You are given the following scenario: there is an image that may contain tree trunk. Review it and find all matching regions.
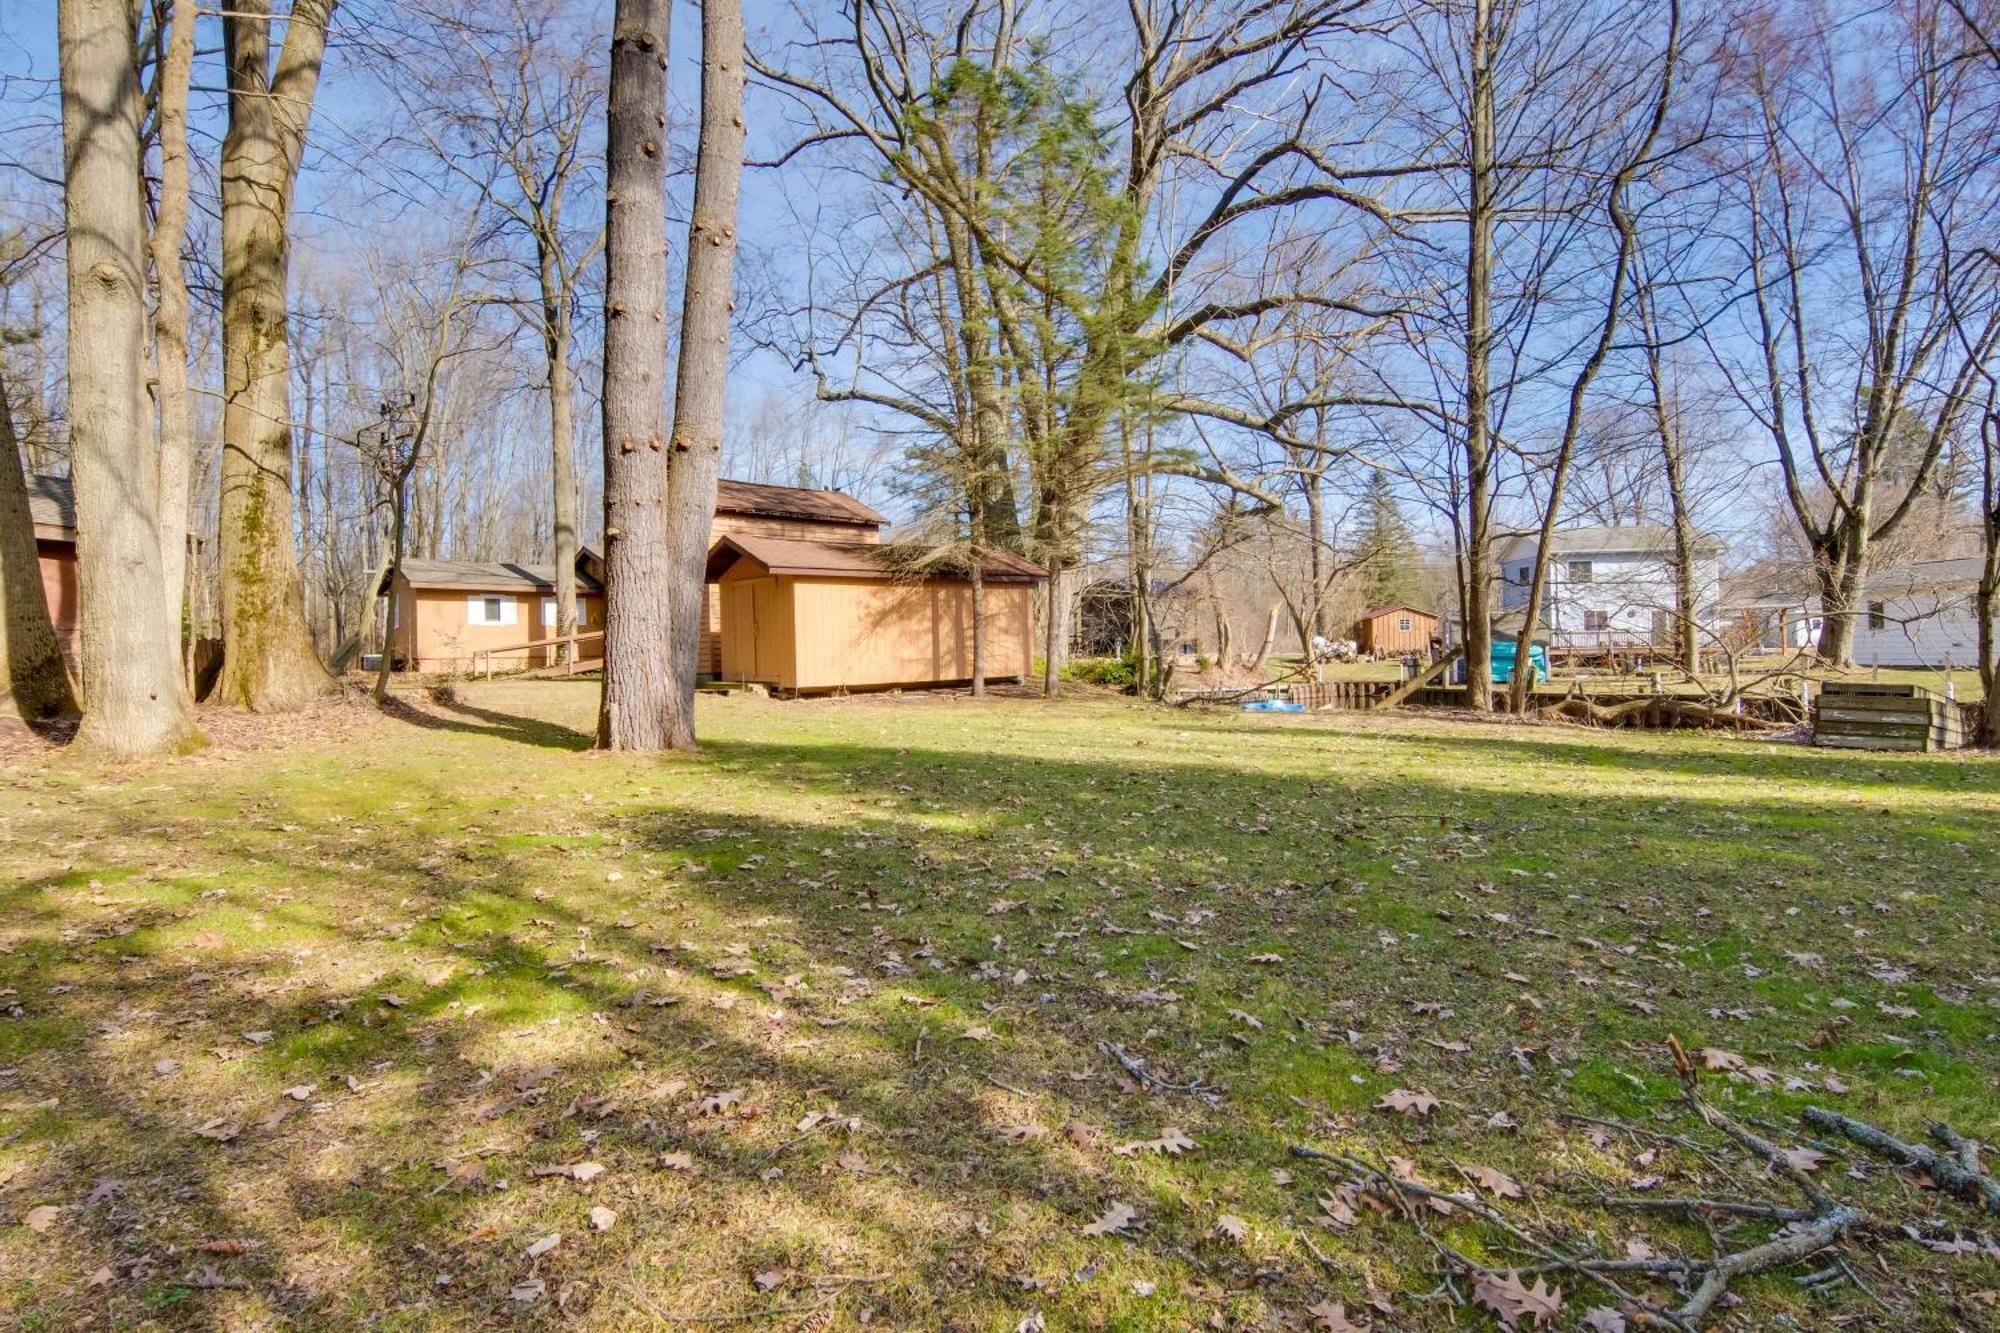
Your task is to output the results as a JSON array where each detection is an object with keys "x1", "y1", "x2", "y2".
[
  {"x1": 969, "y1": 535, "x2": 986, "y2": 698},
  {"x1": 659, "y1": 0, "x2": 744, "y2": 750},
  {"x1": 150, "y1": 0, "x2": 195, "y2": 652},
  {"x1": 540, "y1": 237, "x2": 580, "y2": 667},
  {"x1": 0, "y1": 374, "x2": 76, "y2": 719},
  {"x1": 596, "y1": 0, "x2": 673, "y2": 750},
  {"x1": 373, "y1": 480, "x2": 404, "y2": 702},
  {"x1": 216, "y1": 0, "x2": 335, "y2": 712},
  {"x1": 1303, "y1": 473, "x2": 1326, "y2": 639},
  {"x1": 1462, "y1": 0, "x2": 1497, "y2": 711},
  {"x1": 1248, "y1": 604, "x2": 1280, "y2": 675},
  {"x1": 1814, "y1": 530, "x2": 1867, "y2": 667},
  {"x1": 60, "y1": 0, "x2": 195, "y2": 753}
]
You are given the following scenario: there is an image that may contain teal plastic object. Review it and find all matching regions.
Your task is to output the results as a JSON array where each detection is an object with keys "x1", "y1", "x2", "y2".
[
  {"x1": 1241, "y1": 698, "x2": 1306, "y2": 712},
  {"x1": 1490, "y1": 639, "x2": 1549, "y2": 685}
]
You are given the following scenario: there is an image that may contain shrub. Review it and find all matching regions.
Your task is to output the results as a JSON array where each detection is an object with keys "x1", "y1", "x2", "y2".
[{"x1": 1063, "y1": 654, "x2": 1138, "y2": 689}]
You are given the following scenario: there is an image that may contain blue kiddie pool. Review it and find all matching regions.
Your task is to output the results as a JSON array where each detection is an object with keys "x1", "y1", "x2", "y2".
[{"x1": 1241, "y1": 698, "x2": 1306, "y2": 712}]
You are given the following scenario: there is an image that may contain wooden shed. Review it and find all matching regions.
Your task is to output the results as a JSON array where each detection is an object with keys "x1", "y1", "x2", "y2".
[
  {"x1": 1355, "y1": 604, "x2": 1438, "y2": 655},
  {"x1": 705, "y1": 534, "x2": 1046, "y2": 693}
]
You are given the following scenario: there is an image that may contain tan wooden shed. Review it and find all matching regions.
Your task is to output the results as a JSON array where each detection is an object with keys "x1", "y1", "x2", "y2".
[
  {"x1": 1354, "y1": 604, "x2": 1439, "y2": 655},
  {"x1": 705, "y1": 534, "x2": 1046, "y2": 693}
]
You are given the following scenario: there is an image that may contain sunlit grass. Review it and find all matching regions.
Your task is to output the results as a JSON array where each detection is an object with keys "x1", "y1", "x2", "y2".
[{"x1": 0, "y1": 681, "x2": 1995, "y2": 1329}]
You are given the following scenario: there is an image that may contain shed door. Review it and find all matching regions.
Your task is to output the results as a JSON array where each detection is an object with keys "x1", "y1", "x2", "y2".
[{"x1": 726, "y1": 578, "x2": 781, "y2": 683}]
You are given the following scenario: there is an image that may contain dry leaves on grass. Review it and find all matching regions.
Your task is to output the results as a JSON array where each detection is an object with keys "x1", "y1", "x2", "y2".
[
  {"x1": 532, "y1": 1161, "x2": 605, "y2": 1183},
  {"x1": 523, "y1": 1233, "x2": 561, "y2": 1259},
  {"x1": 1080, "y1": 1201, "x2": 1138, "y2": 1237},
  {"x1": 588, "y1": 1206, "x2": 616, "y2": 1232},
  {"x1": 1473, "y1": 1270, "x2": 1562, "y2": 1328},
  {"x1": 1213, "y1": 1213, "x2": 1248, "y2": 1240},
  {"x1": 1581, "y1": 1308, "x2": 1628, "y2": 1331},
  {"x1": 658, "y1": 1150, "x2": 695, "y2": 1171}
]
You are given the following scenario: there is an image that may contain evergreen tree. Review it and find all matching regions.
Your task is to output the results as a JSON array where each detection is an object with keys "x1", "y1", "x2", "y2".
[{"x1": 1354, "y1": 471, "x2": 1422, "y2": 609}]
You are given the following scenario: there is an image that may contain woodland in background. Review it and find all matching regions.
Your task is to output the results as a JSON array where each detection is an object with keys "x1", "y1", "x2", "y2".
[{"x1": 1, "y1": 0, "x2": 1997, "y2": 751}]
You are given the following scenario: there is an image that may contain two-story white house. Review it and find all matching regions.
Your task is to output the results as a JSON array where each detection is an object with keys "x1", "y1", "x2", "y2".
[
  {"x1": 1848, "y1": 557, "x2": 1985, "y2": 670},
  {"x1": 1496, "y1": 525, "x2": 1724, "y2": 652}
]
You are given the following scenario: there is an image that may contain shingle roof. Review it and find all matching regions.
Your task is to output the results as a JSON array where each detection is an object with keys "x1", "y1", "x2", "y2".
[
  {"x1": 1497, "y1": 524, "x2": 1723, "y2": 560},
  {"x1": 706, "y1": 533, "x2": 1046, "y2": 583},
  {"x1": 27, "y1": 473, "x2": 75, "y2": 536},
  {"x1": 1359, "y1": 603, "x2": 1437, "y2": 622},
  {"x1": 393, "y1": 553, "x2": 603, "y2": 595},
  {"x1": 1866, "y1": 557, "x2": 1984, "y2": 595},
  {"x1": 714, "y1": 478, "x2": 885, "y2": 527}
]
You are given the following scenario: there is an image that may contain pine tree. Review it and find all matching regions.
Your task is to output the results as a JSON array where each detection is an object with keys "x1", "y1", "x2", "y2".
[{"x1": 1354, "y1": 471, "x2": 1422, "y2": 610}]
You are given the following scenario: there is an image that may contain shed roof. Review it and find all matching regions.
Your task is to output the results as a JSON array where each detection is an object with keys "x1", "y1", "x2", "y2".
[
  {"x1": 27, "y1": 473, "x2": 76, "y2": 537},
  {"x1": 391, "y1": 551, "x2": 603, "y2": 595},
  {"x1": 1497, "y1": 524, "x2": 1723, "y2": 561},
  {"x1": 1866, "y1": 556, "x2": 1984, "y2": 596},
  {"x1": 1359, "y1": 603, "x2": 1437, "y2": 622},
  {"x1": 706, "y1": 533, "x2": 1046, "y2": 583},
  {"x1": 715, "y1": 478, "x2": 885, "y2": 527}
]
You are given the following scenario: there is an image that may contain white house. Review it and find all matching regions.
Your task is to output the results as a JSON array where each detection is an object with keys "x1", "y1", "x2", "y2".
[
  {"x1": 1496, "y1": 525, "x2": 1723, "y2": 652},
  {"x1": 1849, "y1": 557, "x2": 1986, "y2": 670}
]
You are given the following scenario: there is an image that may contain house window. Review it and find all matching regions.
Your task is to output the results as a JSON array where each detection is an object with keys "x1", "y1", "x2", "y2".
[
  {"x1": 1567, "y1": 560, "x2": 1593, "y2": 584},
  {"x1": 467, "y1": 594, "x2": 516, "y2": 626},
  {"x1": 1868, "y1": 602, "x2": 1885, "y2": 631},
  {"x1": 1397, "y1": 616, "x2": 1412, "y2": 632},
  {"x1": 1583, "y1": 610, "x2": 1610, "y2": 632},
  {"x1": 542, "y1": 597, "x2": 557, "y2": 628}
]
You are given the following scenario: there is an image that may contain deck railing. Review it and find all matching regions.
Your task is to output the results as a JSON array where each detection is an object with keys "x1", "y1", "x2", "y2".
[{"x1": 471, "y1": 630, "x2": 606, "y2": 680}]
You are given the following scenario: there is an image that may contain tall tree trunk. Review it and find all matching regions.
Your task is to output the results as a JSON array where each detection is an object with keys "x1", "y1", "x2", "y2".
[
  {"x1": 1815, "y1": 533, "x2": 1866, "y2": 667},
  {"x1": 1462, "y1": 0, "x2": 1497, "y2": 711},
  {"x1": 541, "y1": 238, "x2": 580, "y2": 667},
  {"x1": 0, "y1": 374, "x2": 77, "y2": 719},
  {"x1": 596, "y1": 0, "x2": 673, "y2": 750},
  {"x1": 968, "y1": 522, "x2": 986, "y2": 699},
  {"x1": 216, "y1": 0, "x2": 335, "y2": 711},
  {"x1": 150, "y1": 0, "x2": 195, "y2": 658},
  {"x1": 60, "y1": 0, "x2": 195, "y2": 753},
  {"x1": 1303, "y1": 472, "x2": 1326, "y2": 640},
  {"x1": 659, "y1": 0, "x2": 744, "y2": 751}
]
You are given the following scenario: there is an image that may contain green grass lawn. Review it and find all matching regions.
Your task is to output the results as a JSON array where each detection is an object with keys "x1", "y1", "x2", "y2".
[{"x1": 2, "y1": 685, "x2": 1996, "y2": 1330}]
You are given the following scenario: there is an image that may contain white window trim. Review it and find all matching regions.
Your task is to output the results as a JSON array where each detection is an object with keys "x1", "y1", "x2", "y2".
[{"x1": 468, "y1": 594, "x2": 517, "y2": 627}]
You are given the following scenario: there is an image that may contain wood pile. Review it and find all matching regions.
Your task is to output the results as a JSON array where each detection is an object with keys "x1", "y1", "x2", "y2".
[{"x1": 1813, "y1": 681, "x2": 1965, "y2": 752}]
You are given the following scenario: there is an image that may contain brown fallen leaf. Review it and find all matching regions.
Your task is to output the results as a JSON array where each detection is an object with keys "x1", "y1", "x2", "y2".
[
  {"x1": 1467, "y1": 1164, "x2": 1524, "y2": 1199},
  {"x1": 532, "y1": 1161, "x2": 605, "y2": 1183},
  {"x1": 658, "y1": 1150, "x2": 695, "y2": 1172},
  {"x1": 1375, "y1": 1087, "x2": 1440, "y2": 1117},
  {"x1": 996, "y1": 1123, "x2": 1047, "y2": 1144},
  {"x1": 1781, "y1": 1147, "x2": 1827, "y2": 1174},
  {"x1": 193, "y1": 1118, "x2": 241, "y2": 1142},
  {"x1": 588, "y1": 1206, "x2": 617, "y2": 1232},
  {"x1": 753, "y1": 1268, "x2": 790, "y2": 1291},
  {"x1": 1213, "y1": 1213, "x2": 1248, "y2": 1240},
  {"x1": 23, "y1": 1205, "x2": 61, "y2": 1234},
  {"x1": 698, "y1": 1089, "x2": 744, "y2": 1116},
  {"x1": 1080, "y1": 1201, "x2": 1137, "y2": 1237},
  {"x1": 1112, "y1": 1126, "x2": 1197, "y2": 1157},
  {"x1": 1700, "y1": 1048, "x2": 1745, "y2": 1072},
  {"x1": 523, "y1": 1232, "x2": 560, "y2": 1259},
  {"x1": 195, "y1": 1239, "x2": 256, "y2": 1255},
  {"x1": 1473, "y1": 1270, "x2": 1563, "y2": 1328},
  {"x1": 1307, "y1": 1301, "x2": 1371, "y2": 1332},
  {"x1": 1581, "y1": 1308, "x2": 1627, "y2": 1332}
]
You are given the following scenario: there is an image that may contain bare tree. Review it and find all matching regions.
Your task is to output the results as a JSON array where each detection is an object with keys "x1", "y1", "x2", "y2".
[
  {"x1": 658, "y1": 0, "x2": 746, "y2": 748},
  {"x1": 596, "y1": 0, "x2": 673, "y2": 750},
  {"x1": 59, "y1": 0, "x2": 197, "y2": 754},
  {"x1": 215, "y1": 0, "x2": 337, "y2": 710},
  {"x1": 146, "y1": 0, "x2": 196, "y2": 668},
  {"x1": 378, "y1": 0, "x2": 603, "y2": 667},
  {"x1": 1711, "y1": 0, "x2": 1998, "y2": 665}
]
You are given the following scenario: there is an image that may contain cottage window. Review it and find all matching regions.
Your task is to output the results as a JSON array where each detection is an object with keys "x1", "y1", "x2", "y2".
[
  {"x1": 1583, "y1": 610, "x2": 1610, "y2": 632},
  {"x1": 1868, "y1": 602, "x2": 1885, "y2": 631},
  {"x1": 1397, "y1": 616, "x2": 1412, "y2": 632},
  {"x1": 1568, "y1": 560, "x2": 1593, "y2": 584},
  {"x1": 467, "y1": 595, "x2": 516, "y2": 626}
]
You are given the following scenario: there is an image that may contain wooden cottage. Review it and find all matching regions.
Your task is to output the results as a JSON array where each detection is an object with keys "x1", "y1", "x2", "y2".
[
  {"x1": 1355, "y1": 604, "x2": 1438, "y2": 655},
  {"x1": 384, "y1": 553, "x2": 605, "y2": 672},
  {"x1": 706, "y1": 535, "x2": 1045, "y2": 693}
]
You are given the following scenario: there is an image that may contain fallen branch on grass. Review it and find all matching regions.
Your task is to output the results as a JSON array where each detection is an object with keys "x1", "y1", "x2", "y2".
[
  {"x1": 1803, "y1": 1106, "x2": 2000, "y2": 1214},
  {"x1": 1545, "y1": 695, "x2": 1785, "y2": 731},
  {"x1": 1096, "y1": 1041, "x2": 1214, "y2": 1097}
]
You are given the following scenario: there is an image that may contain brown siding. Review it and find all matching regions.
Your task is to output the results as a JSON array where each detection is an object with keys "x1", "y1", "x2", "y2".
[
  {"x1": 785, "y1": 576, "x2": 1033, "y2": 691},
  {"x1": 717, "y1": 565, "x2": 796, "y2": 686},
  {"x1": 391, "y1": 577, "x2": 606, "y2": 673},
  {"x1": 1358, "y1": 610, "x2": 1437, "y2": 655},
  {"x1": 37, "y1": 539, "x2": 79, "y2": 667},
  {"x1": 703, "y1": 513, "x2": 879, "y2": 675}
]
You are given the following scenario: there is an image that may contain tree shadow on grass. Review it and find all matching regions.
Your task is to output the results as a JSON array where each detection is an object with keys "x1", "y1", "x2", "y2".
[
  {"x1": 373, "y1": 692, "x2": 594, "y2": 751},
  {"x1": 5, "y1": 710, "x2": 1995, "y2": 1328}
]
